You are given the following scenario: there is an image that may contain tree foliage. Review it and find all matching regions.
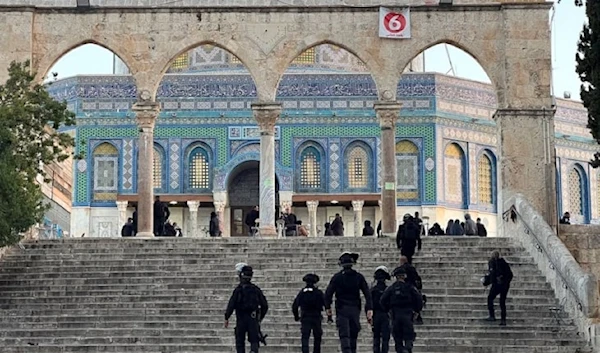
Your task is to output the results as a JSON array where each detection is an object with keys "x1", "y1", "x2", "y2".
[
  {"x1": 0, "y1": 61, "x2": 75, "y2": 247},
  {"x1": 577, "y1": 0, "x2": 600, "y2": 167}
]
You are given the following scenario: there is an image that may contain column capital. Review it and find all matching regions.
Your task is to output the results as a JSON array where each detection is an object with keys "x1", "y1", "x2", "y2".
[
  {"x1": 133, "y1": 101, "x2": 160, "y2": 131},
  {"x1": 306, "y1": 200, "x2": 319, "y2": 212},
  {"x1": 187, "y1": 201, "x2": 200, "y2": 211},
  {"x1": 378, "y1": 200, "x2": 382, "y2": 208},
  {"x1": 116, "y1": 200, "x2": 128, "y2": 212},
  {"x1": 352, "y1": 200, "x2": 364, "y2": 211},
  {"x1": 214, "y1": 201, "x2": 226, "y2": 213},
  {"x1": 374, "y1": 101, "x2": 402, "y2": 129},
  {"x1": 251, "y1": 102, "x2": 282, "y2": 134}
]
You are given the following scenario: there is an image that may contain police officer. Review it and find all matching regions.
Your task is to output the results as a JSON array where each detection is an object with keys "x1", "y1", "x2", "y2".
[
  {"x1": 325, "y1": 252, "x2": 373, "y2": 353},
  {"x1": 292, "y1": 273, "x2": 326, "y2": 353},
  {"x1": 399, "y1": 256, "x2": 424, "y2": 325},
  {"x1": 371, "y1": 266, "x2": 391, "y2": 353},
  {"x1": 396, "y1": 214, "x2": 421, "y2": 264},
  {"x1": 224, "y1": 265, "x2": 269, "y2": 353},
  {"x1": 380, "y1": 267, "x2": 423, "y2": 353}
]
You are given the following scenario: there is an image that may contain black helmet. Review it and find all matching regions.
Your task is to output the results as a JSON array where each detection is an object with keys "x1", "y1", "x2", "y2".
[
  {"x1": 302, "y1": 273, "x2": 320, "y2": 284},
  {"x1": 239, "y1": 265, "x2": 253, "y2": 280},
  {"x1": 374, "y1": 265, "x2": 391, "y2": 281},
  {"x1": 392, "y1": 266, "x2": 407, "y2": 277},
  {"x1": 339, "y1": 252, "x2": 359, "y2": 266}
]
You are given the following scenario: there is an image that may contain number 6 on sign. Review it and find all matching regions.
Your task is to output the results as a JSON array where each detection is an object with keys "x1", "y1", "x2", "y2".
[{"x1": 379, "y1": 7, "x2": 411, "y2": 39}]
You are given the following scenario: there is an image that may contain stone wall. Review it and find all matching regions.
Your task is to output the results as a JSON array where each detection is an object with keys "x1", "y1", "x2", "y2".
[{"x1": 559, "y1": 225, "x2": 600, "y2": 281}]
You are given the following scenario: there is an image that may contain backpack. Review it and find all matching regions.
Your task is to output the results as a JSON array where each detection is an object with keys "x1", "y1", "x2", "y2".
[
  {"x1": 371, "y1": 284, "x2": 387, "y2": 312},
  {"x1": 390, "y1": 283, "x2": 412, "y2": 308},
  {"x1": 237, "y1": 283, "x2": 260, "y2": 313},
  {"x1": 403, "y1": 222, "x2": 418, "y2": 241},
  {"x1": 300, "y1": 288, "x2": 322, "y2": 313}
]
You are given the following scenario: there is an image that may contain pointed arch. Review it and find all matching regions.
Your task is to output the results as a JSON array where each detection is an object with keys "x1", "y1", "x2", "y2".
[
  {"x1": 185, "y1": 142, "x2": 213, "y2": 192},
  {"x1": 444, "y1": 142, "x2": 467, "y2": 207},
  {"x1": 296, "y1": 141, "x2": 326, "y2": 193},
  {"x1": 92, "y1": 142, "x2": 119, "y2": 203},
  {"x1": 568, "y1": 164, "x2": 590, "y2": 224},
  {"x1": 477, "y1": 151, "x2": 495, "y2": 207},
  {"x1": 38, "y1": 41, "x2": 134, "y2": 83},
  {"x1": 343, "y1": 141, "x2": 374, "y2": 192},
  {"x1": 153, "y1": 144, "x2": 166, "y2": 193},
  {"x1": 396, "y1": 140, "x2": 420, "y2": 201}
]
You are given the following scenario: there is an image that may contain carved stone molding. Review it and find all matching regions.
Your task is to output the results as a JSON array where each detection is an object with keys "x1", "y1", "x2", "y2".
[
  {"x1": 306, "y1": 200, "x2": 319, "y2": 212},
  {"x1": 214, "y1": 201, "x2": 226, "y2": 213},
  {"x1": 374, "y1": 101, "x2": 403, "y2": 129},
  {"x1": 352, "y1": 200, "x2": 364, "y2": 211},
  {"x1": 133, "y1": 102, "x2": 160, "y2": 131},
  {"x1": 251, "y1": 102, "x2": 282, "y2": 134}
]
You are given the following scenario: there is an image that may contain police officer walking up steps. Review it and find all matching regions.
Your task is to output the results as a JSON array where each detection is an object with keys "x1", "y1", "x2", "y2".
[
  {"x1": 292, "y1": 273, "x2": 326, "y2": 353},
  {"x1": 325, "y1": 252, "x2": 374, "y2": 353},
  {"x1": 371, "y1": 266, "x2": 391, "y2": 353},
  {"x1": 224, "y1": 265, "x2": 269, "y2": 353},
  {"x1": 380, "y1": 267, "x2": 423, "y2": 353},
  {"x1": 399, "y1": 256, "x2": 424, "y2": 325}
]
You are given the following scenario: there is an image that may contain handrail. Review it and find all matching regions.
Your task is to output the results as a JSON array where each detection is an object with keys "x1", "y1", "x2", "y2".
[{"x1": 504, "y1": 194, "x2": 598, "y2": 318}]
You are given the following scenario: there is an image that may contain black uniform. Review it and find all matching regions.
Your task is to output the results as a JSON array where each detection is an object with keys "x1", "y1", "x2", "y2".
[
  {"x1": 325, "y1": 268, "x2": 373, "y2": 353},
  {"x1": 396, "y1": 218, "x2": 421, "y2": 264},
  {"x1": 400, "y1": 263, "x2": 424, "y2": 324},
  {"x1": 380, "y1": 280, "x2": 423, "y2": 353},
  {"x1": 487, "y1": 257, "x2": 513, "y2": 322},
  {"x1": 225, "y1": 281, "x2": 269, "y2": 353},
  {"x1": 371, "y1": 280, "x2": 390, "y2": 353},
  {"x1": 292, "y1": 285, "x2": 325, "y2": 353}
]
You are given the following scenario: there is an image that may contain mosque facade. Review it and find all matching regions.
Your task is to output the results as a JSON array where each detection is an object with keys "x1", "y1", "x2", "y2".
[{"x1": 46, "y1": 44, "x2": 597, "y2": 238}]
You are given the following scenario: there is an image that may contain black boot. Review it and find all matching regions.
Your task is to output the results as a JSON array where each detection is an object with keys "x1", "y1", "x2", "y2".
[
  {"x1": 485, "y1": 316, "x2": 496, "y2": 322},
  {"x1": 500, "y1": 319, "x2": 507, "y2": 326}
]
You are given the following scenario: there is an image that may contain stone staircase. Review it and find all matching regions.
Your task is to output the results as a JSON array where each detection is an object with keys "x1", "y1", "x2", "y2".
[{"x1": 0, "y1": 237, "x2": 591, "y2": 353}]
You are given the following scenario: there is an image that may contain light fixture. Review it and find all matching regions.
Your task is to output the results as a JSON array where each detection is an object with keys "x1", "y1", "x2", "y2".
[
  {"x1": 76, "y1": 0, "x2": 90, "y2": 7},
  {"x1": 169, "y1": 201, "x2": 177, "y2": 205},
  {"x1": 331, "y1": 200, "x2": 339, "y2": 204}
]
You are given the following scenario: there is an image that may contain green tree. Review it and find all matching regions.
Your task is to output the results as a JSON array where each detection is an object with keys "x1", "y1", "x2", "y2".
[
  {"x1": 577, "y1": 0, "x2": 600, "y2": 167},
  {"x1": 0, "y1": 61, "x2": 75, "y2": 247}
]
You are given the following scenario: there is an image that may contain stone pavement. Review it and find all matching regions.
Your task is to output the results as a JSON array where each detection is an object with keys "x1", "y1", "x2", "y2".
[{"x1": 0, "y1": 237, "x2": 591, "y2": 352}]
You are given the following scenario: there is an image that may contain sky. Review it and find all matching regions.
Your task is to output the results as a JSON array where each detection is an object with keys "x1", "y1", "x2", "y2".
[{"x1": 49, "y1": 2, "x2": 587, "y2": 100}]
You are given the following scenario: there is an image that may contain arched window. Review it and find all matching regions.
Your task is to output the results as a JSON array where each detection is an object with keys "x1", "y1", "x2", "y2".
[
  {"x1": 93, "y1": 142, "x2": 119, "y2": 202},
  {"x1": 153, "y1": 145, "x2": 165, "y2": 191},
  {"x1": 444, "y1": 143, "x2": 465, "y2": 205},
  {"x1": 569, "y1": 168, "x2": 584, "y2": 219},
  {"x1": 189, "y1": 147, "x2": 211, "y2": 190},
  {"x1": 396, "y1": 140, "x2": 419, "y2": 201},
  {"x1": 346, "y1": 144, "x2": 370, "y2": 189},
  {"x1": 300, "y1": 147, "x2": 321, "y2": 189},
  {"x1": 477, "y1": 154, "x2": 493, "y2": 205}
]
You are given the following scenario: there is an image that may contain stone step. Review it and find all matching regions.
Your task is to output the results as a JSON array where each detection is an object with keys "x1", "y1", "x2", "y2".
[
  {"x1": 0, "y1": 326, "x2": 579, "y2": 338},
  {"x1": 0, "y1": 237, "x2": 588, "y2": 352},
  {"x1": 0, "y1": 256, "x2": 535, "y2": 267},
  {"x1": 0, "y1": 344, "x2": 588, "y2": 353},
  {"x1": 0, "y1": 274, "x2": 550, "y2": 286},
  {"x1": 0, "y1": 301, "x2": 565, "y2": 314},
  {"x1": 0, "y1": 280, "x2": 552, "y2": 291},
  {"x1": 0, "y1": 286, "x2": 555, "y2": 298}
]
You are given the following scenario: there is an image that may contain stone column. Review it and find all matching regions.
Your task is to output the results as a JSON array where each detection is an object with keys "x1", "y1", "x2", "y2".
[
  {"x1": 495, "y1": 109, "x2": 557, "y2": 228},
  {"x1": 133, "y1": 101, "x2": 160, "y2": 237},
  {"x1": 187, "y1": 201, "x2": 200, "y2": 237},
  {"x1": 375, "y1": 101, "x2": 402, "y2": 236},
  {"x1": 306, "y1": 200, "x2": 319, "y2": 237},
  {"x1": 214, "y1": 201, "x2": 226, "y2": 235},
  {"x1": 251, "y1": 102, "x2": 282, "y2": 237},
  {"x1": 352, "y1": 200, "x2": 364, "y2": 237},
  {"x1": 116, "y1": 201, "x2": 128, "y2": 231}
]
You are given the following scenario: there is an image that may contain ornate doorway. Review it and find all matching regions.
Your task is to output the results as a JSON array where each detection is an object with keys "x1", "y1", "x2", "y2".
[{"x1": 228, "y1": 161, "x2": 279, "y2": 236}]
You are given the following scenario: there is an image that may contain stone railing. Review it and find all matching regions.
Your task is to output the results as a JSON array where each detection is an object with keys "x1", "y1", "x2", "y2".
[{"x1": 504, "y1": 194, "x2": 600, "y2": 348}]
